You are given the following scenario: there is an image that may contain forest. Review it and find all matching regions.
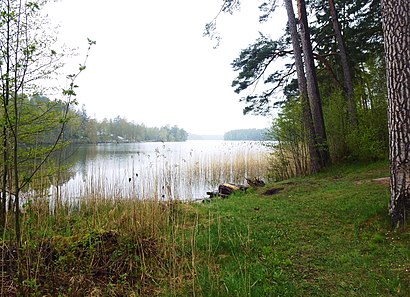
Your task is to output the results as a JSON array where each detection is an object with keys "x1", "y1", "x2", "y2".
[
  {"x1": 224, "y1": 128, "x2": 267, "y2": 140},
  {"x1": 10, "y1": 96, "x2": 189, "y2": 144},
  {"x1": 14, "y1": 98, "x2": 268, "y2": 145},
  {"x1": 73, "y1": 111, "x2": 189, "y2": 143}
]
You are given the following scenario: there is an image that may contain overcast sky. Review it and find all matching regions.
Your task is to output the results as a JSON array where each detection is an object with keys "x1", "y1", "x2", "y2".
[{"x1": 46, "y1": 0, "x2": 287, "y2": 135}]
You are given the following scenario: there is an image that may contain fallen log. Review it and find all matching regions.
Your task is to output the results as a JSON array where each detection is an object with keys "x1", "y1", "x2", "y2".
[{"x1": 218, "y1": 183, "x2": 248, "y2": 198}]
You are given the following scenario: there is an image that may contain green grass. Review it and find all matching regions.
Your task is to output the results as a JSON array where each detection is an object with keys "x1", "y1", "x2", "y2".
[
  {"x1": 2, "y1": 160, "x2": 409, "y2": 296},
  {"x1": 189, "y1": 160, "x2": 409, "y2": 296}
]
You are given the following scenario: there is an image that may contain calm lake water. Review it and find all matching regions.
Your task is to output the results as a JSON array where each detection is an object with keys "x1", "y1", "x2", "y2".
[{"x1": 55, "y1": 140, "x2": 271, "y2": 202}]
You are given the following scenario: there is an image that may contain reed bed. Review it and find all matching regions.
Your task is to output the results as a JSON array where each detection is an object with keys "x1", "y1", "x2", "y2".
[
  {"x1": 2, "y1": 196, "x2": 201, "y2": 296},
  {"x1": 1, "y1": 141, "x2": 271, "y2": 296},
  {"x1": 55, "y1": 141, "x2": 271, "y2": 202}
]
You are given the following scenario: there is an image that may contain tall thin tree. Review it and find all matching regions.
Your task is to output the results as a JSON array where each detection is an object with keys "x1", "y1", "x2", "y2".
[
  {"x1": 0, "y1": 0, "x2": 12, "y2": 231},
  {"x1": 328, "y1": 0, "x2": 358, "y2": 127},
  {"x1": 284, "y1": 0, "x2": 321, "y2": 173},
  {"x1": 297, "y1": 0, "x2": 330, "y2": 167}
]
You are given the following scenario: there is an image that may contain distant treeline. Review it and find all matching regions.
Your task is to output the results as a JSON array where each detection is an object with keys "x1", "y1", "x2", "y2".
[
  {"x1": 78, "y1": 114, "x2": 188, "y2": 143},
  {"x1": 224, "y1": 129, "x2": 267, "y2": 141},
  {"x1": 24, "y1": 97, "x2": 188, "y2": 143}
]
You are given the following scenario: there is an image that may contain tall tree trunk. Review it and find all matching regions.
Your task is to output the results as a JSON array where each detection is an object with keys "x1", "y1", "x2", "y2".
[
  {"x1": 13, "y1": 0, "x2": 23, "y2": 248},
  {"x1": 0, "y1": 1, "x2": 12, "y2": 231},
  {"x1": 1, "y1": 128, "x2": 8, "y2": 230},
  {"x1": 284, "y1": 0, "x2": 321, "y2": 173},
  {"x1": 381, "y1": 0, "x2": 410, "y2": 229},
  {"x1": 328, "y1": 0, "x2": 358, "y2": 127},
  {"x1": 297, "y1": 0, "x2": 331, "y2": 167}
]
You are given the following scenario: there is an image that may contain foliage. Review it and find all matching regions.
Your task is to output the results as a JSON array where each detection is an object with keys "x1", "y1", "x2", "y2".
[
  {"x1": 231, "y1": 33, "x2": 292, "y2": 115},
  {"x1": 0, "y1": 0, "x2": 73, "y2": 240},
  {"x1": 224, "y1": 128, "x2": 267, "y2": 141},
  {"x1": 223, "y1": 0, "x2": 388, "y2": 170},
  {"x1": 311, "y1": 0, "x2": 383, "y2": 69},
  {"x1": 9, "y1": 101, "x2": 190, "y2": 145},
  {"x1": 318, "y1": 54, "x2": 388, "y2": 162},
  {"x1": 265, "y1": 97, "x2": 311, "y2": 180},
  {"x1": 75, "y1": 113, "x2": 189, "y2": 143}
]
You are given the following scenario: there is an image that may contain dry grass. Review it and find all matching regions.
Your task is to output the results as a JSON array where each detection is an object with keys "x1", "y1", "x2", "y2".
[
  {"x1": 1, "y1": 197, "x2": 201, "y2": 296},
  {"x1": 1, "y1": 141, "x2": 272, "y2": 296},
  {"x1": 53, "y1": 142, "x2": 271, "y2": 202}
]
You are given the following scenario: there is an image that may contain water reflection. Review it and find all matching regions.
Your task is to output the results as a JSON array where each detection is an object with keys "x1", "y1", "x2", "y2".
[{"x1": 55, "y1": 140, "x2": 270, "y2": 201}]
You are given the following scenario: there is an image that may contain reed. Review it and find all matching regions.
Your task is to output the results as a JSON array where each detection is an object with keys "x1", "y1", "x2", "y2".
[
  {"x1": 1, "y1": 141, "x2": 271, "y2": 295},
  {"x1": 54, "y1": 141, "x2": 270, "y2": 202},
  {"x1": 0, "y1": 194, "x2": 202, "y2": 295}
]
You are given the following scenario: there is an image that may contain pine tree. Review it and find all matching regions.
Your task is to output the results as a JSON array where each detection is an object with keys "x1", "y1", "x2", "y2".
[{"x1": 381, "y1": 0, "x2": 410, "y2": 229}]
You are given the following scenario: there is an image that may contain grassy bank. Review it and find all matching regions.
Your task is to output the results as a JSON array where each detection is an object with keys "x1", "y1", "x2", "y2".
[
  {"x1": 1, "y1": 161, "x2": 409, "y2": 296},
  {"x1": 190, "y1": 160, "x2": 409, "y2": 296}
]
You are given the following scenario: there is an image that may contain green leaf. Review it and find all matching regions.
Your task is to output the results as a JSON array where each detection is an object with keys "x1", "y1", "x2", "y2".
[
  {"x1": 26, "y1": 2, "x2": 40, "y2": 11},
  {"x1": 62, "y1": 89, "x2": 76, "y2": 96}
]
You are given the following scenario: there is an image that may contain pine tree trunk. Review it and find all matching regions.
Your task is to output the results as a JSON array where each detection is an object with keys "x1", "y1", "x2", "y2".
[
  {"x1": 297, "y1": 0, "x2": 331, "y2": 167},
  {"x1": 328, "y1": 0, "x2": 358, "y2": 127},
  {"x1": 284, "y1": 0, "x2": 321, "y2": 173},
  {"x1": 381, "y1": 0, "x2": 410, "y2": 229}
]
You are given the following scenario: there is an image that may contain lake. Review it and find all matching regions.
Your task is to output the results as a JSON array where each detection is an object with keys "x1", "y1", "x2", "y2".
[{"x1": 53, "y1": 140, "x2": 271, "y2": 202}]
